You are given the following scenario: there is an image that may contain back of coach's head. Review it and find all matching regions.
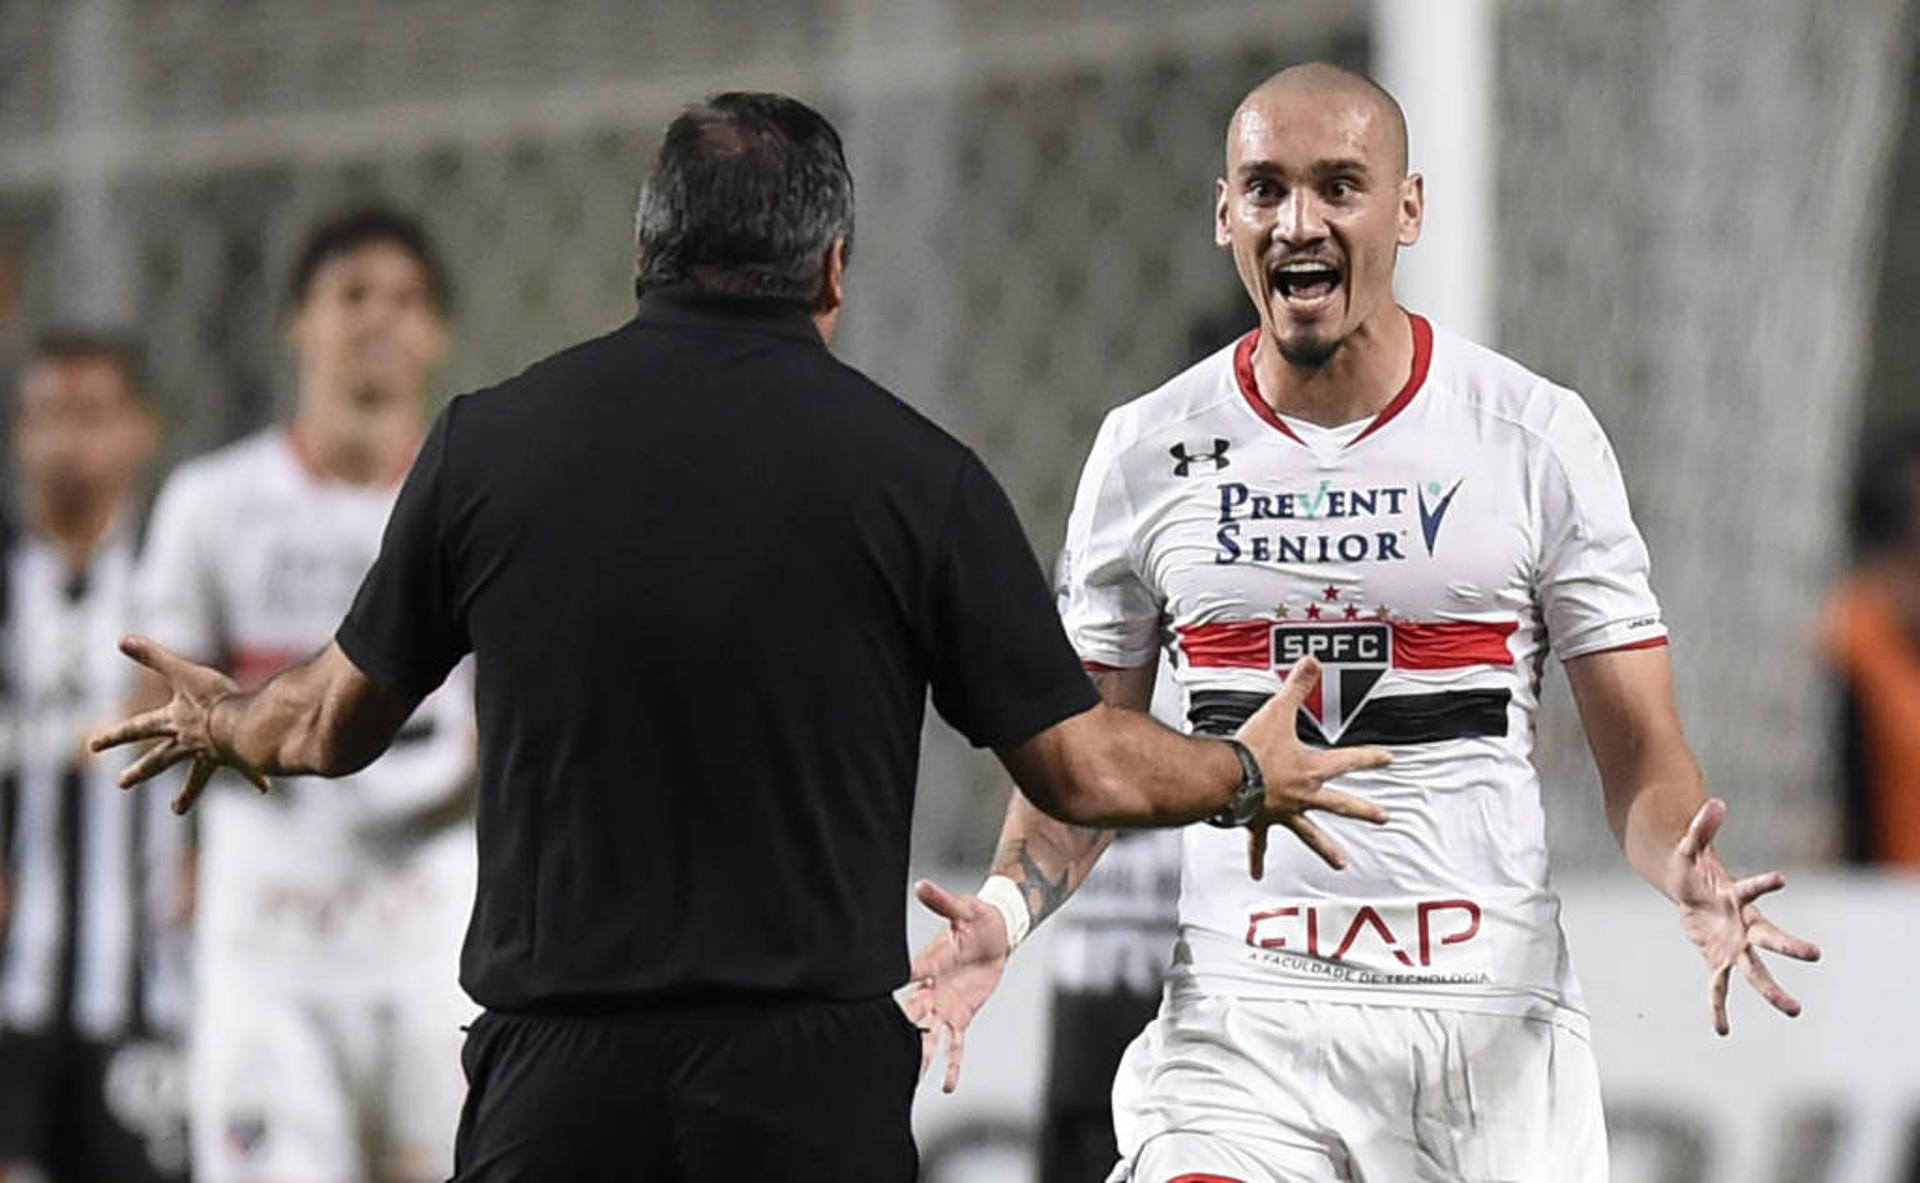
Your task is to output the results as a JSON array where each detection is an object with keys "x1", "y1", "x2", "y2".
[{"x1": 633, "y1": 92, "x2": 855, "y2": 312}]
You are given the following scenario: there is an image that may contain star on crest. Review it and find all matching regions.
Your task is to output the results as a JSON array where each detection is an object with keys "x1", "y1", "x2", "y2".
[
  {"x1": 1322, "y1": 585, "x2": 1341, "y2": 602},
  {"x1": 1343, "y1": 604, "x2": 1361, "y2": 620},
  {"x1": 1305, "y1": 603, "x2": 1323, "y2": 621},
  {"x1": 1274, "y1": 603, "x2": 1291, "y2": 619}
]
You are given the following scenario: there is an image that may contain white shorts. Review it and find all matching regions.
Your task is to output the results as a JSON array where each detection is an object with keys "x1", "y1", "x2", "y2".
[
  {"x1": 1109, "y1": 992, "x2": 1607, "y2": 1183},
  {"x1": 191, "y1": 981, "x2": 476, "y2": 1183}
]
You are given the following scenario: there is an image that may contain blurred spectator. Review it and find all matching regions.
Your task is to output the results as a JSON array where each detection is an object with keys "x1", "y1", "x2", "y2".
[
  {"x1": 1822, "y1": 423, "x2": 1920, "y2": 869},
  {"x1": 0, "y1": 332, "x2": 189, "y2": 1181},
  {"x1": 132, "y1": 205, "x2": 476, "y2": 1183}
]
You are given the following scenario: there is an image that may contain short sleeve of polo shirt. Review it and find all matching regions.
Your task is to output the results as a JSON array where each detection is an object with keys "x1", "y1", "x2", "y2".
[
  {"x1": 1059, "y1": 411, "x2": 1161, "y2": 669},
  {"x1": 1536, "y1": 389, "x2": 1668, "y2": 659},
  {"x1": 926, "y1": 452, "x2": 1099, "y2": 749},
  {"x1": 336, "y1": 403, "x2": 470, "y2": 699}
]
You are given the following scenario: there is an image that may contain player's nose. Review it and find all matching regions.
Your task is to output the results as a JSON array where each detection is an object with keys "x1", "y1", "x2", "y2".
[{"x1": 1273, "y1": 190, "x2": 1327, "y2": 244}]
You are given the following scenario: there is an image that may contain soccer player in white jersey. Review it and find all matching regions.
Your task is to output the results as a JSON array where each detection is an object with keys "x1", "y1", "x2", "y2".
[
  {"x1": 134, "y1": 208, "x2": 477, "y2": 1183},
  {"x1": 906, "y1": 63, "x2": 1820, "y2": 1182}
]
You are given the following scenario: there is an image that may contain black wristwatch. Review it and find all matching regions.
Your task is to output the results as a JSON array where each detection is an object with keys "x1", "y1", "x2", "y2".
[{"x1": 1206, "y1": 738, "x2": 1266, "y2": 828}]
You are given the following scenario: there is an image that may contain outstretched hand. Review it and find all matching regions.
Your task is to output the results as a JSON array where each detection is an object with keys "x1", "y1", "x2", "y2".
[
  {"x1": 900, "y1": 879, "x2": 1013, "y2": 1094},
  {"x1": 1669, "y1": 798, "x2": 1820, "y2": 1035},
  {"x1": 87, "y1": 634, "x2": 269, "y2": 815},
  {"x1": 1236, "y1": 656, "x2": 1393, "y2": 879}
]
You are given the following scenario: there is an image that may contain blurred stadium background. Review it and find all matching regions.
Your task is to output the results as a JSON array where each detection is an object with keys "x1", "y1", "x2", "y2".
[{"x1": 2, "y1": 1, "x2": 1918, "y2": 1180}]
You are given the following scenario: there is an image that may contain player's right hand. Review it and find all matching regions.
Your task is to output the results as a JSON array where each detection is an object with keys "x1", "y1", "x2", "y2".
[
  {"x1": 901, "y1": 878, "x2": 1013, "y2": 1094},
  {"x1": 1236, "y1": 655, "x2": 1392, "y2": 879}
]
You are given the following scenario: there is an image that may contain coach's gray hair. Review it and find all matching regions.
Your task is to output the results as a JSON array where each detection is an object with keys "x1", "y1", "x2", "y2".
[{"x1": 634, "y1": 92, "x2": 855, "y2": 306}]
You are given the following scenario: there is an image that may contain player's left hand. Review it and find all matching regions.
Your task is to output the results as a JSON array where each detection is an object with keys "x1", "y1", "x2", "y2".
[
  {"x1": 1668, "y1": 797, "x2": 1820, "y2": 1036},
  {"x1": 901, "y1": 878, "x2": 1013, "y2": 1094},
  {"x1": 87, "y1": 634, "x2": 271, "y2": 815}
]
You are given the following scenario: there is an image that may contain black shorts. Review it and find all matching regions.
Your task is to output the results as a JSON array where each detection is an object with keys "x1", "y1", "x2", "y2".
[
  {"x1": 0, "y1": 1027, "x2": 189, "y2": 1182},
  {"x1": 452, "y1": 994, "x2": 920, "y2": 1182},
  {"x1": 1039, "y1": 987, "x2": 1163, "y2": 1183}
]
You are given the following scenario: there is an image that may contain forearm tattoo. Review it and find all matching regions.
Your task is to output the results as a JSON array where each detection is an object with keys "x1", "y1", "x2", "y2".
[{"x1": 1014, "y1": 841, "x2": 1072, "y2": 926}]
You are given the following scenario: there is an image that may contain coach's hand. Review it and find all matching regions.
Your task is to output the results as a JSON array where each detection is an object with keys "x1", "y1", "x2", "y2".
[
  {"x1": 1235, "y1": 656, "x2": 1392, "y2": 880},
  {"x1": 87, "y1": 635, "x2": 270, "y2": 815},
  {"x1": 1668, "y1": 798, "x2": 1820, "y2": 1036},
  {"x1": 901, "y1": 879, "x2": 1012, "y2": 1094}
]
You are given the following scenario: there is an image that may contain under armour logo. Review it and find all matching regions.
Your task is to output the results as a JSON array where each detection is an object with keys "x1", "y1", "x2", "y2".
[{"x1": 1170, "y1": 439, "x2": 1231, "y2": 476}]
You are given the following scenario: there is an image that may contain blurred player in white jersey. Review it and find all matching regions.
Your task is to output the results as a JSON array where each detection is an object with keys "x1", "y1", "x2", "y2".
[
  {"x1": 907, "y1": 63, "x2": 1820, "y2": 1182},
  {"x1": 135, "y1": 207, "x2": 476, "y2": 1183}
]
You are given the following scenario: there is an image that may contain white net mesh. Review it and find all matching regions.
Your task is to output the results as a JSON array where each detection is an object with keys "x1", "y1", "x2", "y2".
[{"x1": 1501, "y1": 0, "x2": 1915, "y2": 869}]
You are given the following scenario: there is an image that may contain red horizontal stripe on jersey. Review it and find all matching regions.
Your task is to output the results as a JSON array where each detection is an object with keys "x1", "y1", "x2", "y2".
[
  {"x1": 1393, "y1": 620, "x2": 1518, "y2": 669},
  {"x1": 1176, "y1": 619, "x2": 1517, "y2": 670},
  {"x1": 229, "y1": 647, "x2": 304, "y2": 688},
  {"x1": 1175, "y1": 620, "x2": 1271, "y2": 668}
]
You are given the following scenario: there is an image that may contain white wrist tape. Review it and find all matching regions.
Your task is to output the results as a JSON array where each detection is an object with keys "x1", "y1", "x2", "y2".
[{"x1": 976, "y1": 874, "x2": 1032, "y2": 951}]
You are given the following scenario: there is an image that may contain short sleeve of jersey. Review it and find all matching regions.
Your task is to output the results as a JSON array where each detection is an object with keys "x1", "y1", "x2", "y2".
[
  {"x1": 1536, "y1": 390, "x2": 1667, "y2": 659},
  {"x1": 336, "y1": 403, "x2": 469, "y2": 700},
  {"x1": 135, "y1": 466, "x2": 221, "y2": 663},
  {"x1": 1059, "y1": 411, "x2": 1160, "y2": 669},
  {"x1": 925, "y1": 452, "x2": 1100, "y2": 749}
]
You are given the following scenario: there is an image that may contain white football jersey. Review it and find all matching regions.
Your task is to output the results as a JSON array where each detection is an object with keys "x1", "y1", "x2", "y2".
[
  {"x1": 1061, "y1": 316, "x2": 1665, "y2": 1025},
  {"x1": 136, "y1": 429, "x2": 476, "y2": 992}
]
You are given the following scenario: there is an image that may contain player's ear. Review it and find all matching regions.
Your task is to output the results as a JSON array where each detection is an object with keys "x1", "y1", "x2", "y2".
[
  {"x1": 420, "y1": 310, "x2": 451, "y2": 372},
  {"x1": 284, "y1": 302, "x2": 308, "y2": 354},
  {"x1": 130, "y1": 398, "x2": 160, "y2": 467},
  {"x1": 1397, "y1": 173, "x2": 1424, "y2": 248},
  {"x1": 1214, "y1": 177, "x2": 1233, "y2": 249}
]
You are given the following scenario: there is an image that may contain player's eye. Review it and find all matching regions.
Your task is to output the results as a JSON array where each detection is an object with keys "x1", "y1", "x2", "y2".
[
  {"x1": 1327, "y1": 178, "x2": 1358, "y2": 200},
  {"x1": 1247, "y1": 179, "x2": 1280, "y2": 201}
]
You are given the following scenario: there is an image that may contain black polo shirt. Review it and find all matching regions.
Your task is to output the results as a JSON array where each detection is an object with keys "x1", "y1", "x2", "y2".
[{"x1": 336, "y1": 287, "x2": 1097, "y2": 1012}]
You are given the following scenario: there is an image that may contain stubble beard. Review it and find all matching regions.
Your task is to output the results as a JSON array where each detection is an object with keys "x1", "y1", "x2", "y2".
[{"x1": 1277, "y1": 326, "x2": 1342, "y2": 370}]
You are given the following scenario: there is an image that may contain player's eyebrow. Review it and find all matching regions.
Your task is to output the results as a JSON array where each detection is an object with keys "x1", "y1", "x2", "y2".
[
  {"x1": 1235, "y1": 157, "x2": 1374, "y2": 181},
  {"x1": 1314, "y1": 157, "x2": 1372, "y2": 178}
]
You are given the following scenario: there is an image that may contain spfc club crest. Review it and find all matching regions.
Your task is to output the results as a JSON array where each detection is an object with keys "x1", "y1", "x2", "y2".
[{"x1": 1271, "y1": 622, "x2": 1391, "y2": 742}]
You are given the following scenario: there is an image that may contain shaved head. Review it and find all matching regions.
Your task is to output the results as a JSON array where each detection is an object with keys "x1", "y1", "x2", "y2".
[
  {"x1": 1232, "y1": 62, "x2": 1408, "y2": 178},
  {"x1": 1214, "y1": 59, "x2": 1423, "y2": 373}
]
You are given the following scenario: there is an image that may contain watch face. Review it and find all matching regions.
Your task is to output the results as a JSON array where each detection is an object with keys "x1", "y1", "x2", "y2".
[{"x1": 1235, "y1": 780, "x2": 1264, "y2": 825}]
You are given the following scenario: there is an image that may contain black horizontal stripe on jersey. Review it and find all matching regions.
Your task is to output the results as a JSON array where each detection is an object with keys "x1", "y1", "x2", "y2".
[{"x1": 1187, "y1": 688, "x2": 1511, "y2": 747}]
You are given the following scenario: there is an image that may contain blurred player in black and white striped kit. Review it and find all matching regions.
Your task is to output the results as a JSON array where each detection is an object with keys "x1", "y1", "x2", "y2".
[{"x1": 0, "y1": 333, "x2": 190, "y2": 1182}]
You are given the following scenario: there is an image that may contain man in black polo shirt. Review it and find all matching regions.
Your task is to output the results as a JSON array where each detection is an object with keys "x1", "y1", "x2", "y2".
[{"x1": 88, "y1": 93, "x2": 1389, "y2": 1181}]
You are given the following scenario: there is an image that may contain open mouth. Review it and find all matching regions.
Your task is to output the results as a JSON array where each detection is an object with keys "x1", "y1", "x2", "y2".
[{"x1": 1270, "y1": 261, "x2": 1343, "y2": 310}]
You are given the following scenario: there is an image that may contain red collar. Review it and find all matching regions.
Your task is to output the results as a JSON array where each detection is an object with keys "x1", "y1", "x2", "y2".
[{"x1": 1233, "y1": 312, "x2": 1433, "y2": 447}]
